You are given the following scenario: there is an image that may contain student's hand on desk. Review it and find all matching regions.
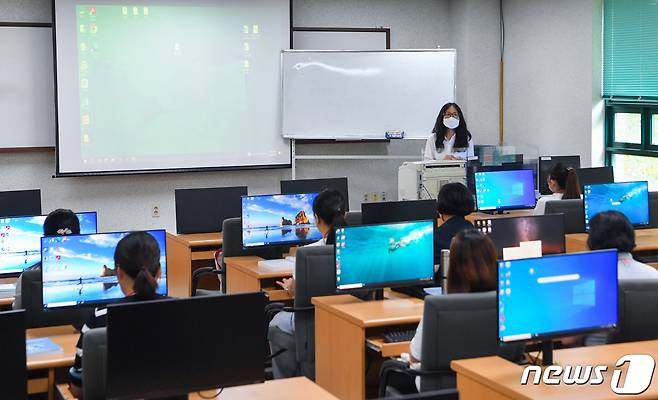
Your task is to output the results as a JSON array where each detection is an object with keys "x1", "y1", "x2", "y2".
[{"x1": 276, "y1": 278, "x2": 295, "y2": 292}]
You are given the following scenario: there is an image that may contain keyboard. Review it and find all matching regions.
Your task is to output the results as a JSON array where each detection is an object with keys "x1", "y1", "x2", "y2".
[{"x1": 382, "y1": 328, "x2": 417, "y2": 343}]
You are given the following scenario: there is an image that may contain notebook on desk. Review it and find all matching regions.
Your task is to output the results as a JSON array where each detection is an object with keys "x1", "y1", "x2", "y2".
[
  {"x1": 26, "y1": 338, "x2": 63, "y2": 356},
  {"x1": 0, "y1": 283, "x2": 16, "y2": 298}
]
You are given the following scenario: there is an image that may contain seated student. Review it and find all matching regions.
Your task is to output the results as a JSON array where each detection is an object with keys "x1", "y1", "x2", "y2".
[
  {"x1": 435, "y1": 183, "x2": 475, "y2": 257},
  {"x1": 534, "y1": 163, "x2": 580, "y2": 215},
  {"x1": 411, "y1": 229, "x2": 497, "y2": 363},
  {"x1": 587, "y1": 211, "x2": 658, "y2": 280},
  {"x1": 268, "y1": 189, "x2": 346, "y2": 379},
  {"x1": 13, "y1": 209, "x2": 81, "y2": 309},
  {"x1": 69, "y1": 231, "x2": 163, "y2": 397}
]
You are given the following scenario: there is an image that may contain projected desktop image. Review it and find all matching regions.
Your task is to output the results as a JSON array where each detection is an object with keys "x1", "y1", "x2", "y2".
[
  {"x1": 41, "y1": 230, "x2": 167, "y2": 309},
  {"x1": 498, "y1": 250, "x2": 618, "y2": 344},
  {"x1": 474, "y1": 170, "x2": 536, "y2": 212},
  {"x1": 583, "y1": 181, "x2": 649, "y2": 231},
  {"x1": 0, "y1": 212, "x2": 97, "y2": 276},
  {"x1": 242, "y1": 193, "x2": 322, "y2": 248},
  {"x1": 335, "y1": 220, "x2": 435, "y2": 290}
]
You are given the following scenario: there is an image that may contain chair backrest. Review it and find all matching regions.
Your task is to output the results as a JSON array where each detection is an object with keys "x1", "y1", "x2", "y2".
[
  {"x1": 345, "y1": 211, "x2": 362, "y2": 226},
  {"x1": 544, "y1": 199, "x2": 585, "y2": 233},
  {"x1": 221, "y1": 218, "x2": 285, "y2": 258},
  {"x1": 82, "y1": 327, "x2": 107, "y2": 400},
  {"x1": 20, "y1": 269, "x2": 93, "y2": 329},
  {"x1": 650, "y1": 192, "x2": 658, "y2": 228},
  {"x1": 293, "y1": 245, "x2": 336, "y2": 379},
  {"x1": 420, "y1": 292, "x2": 524, "y2": 391},
  {"x1": 610, "y1": 279, "x2": 658, "y2": 343}
]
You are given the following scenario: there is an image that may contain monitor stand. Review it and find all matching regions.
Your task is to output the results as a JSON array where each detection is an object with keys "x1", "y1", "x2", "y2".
[
  {"x1": 480, "y1": 210, "x2": 510, "y2": 215},
  {"x1": 350, "y1": 288, "x2": 384, "y2": 301},
  {"x1": 539, "y1": 340, "x2": 554, "y2": 366}
]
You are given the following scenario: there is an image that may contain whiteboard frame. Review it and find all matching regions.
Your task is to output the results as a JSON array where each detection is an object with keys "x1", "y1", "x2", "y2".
[
  {"x1": 280, "y1": 49, "x2": 457, "y2": 140},
  {"x1": 291, "y1": 26, "x2": 391, "y2": 50}
]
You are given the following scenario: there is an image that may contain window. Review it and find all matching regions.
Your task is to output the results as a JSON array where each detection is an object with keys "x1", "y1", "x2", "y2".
[{"x1": 604, "y1": 0, "x2": 658, "y2": 188}]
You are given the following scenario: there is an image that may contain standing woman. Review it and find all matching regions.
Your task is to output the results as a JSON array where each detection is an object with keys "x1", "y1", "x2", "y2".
[{"x1": 424, "y1": 103, "x2": 474, "y2": 161}]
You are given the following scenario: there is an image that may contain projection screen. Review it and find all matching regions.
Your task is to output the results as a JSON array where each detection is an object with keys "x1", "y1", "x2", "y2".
[{"x1": 54, "y1": 0, "x2": 291, "y2": 175}]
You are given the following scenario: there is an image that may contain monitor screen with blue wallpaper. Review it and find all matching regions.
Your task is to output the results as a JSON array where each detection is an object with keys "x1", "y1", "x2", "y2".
[
  {"x1": 498, "y1": 250, "x2": 618, "y2": 343},
  {"x1": 474, "y1": 170, "x2": 536, "y2": 211},
  {"x1": 0, "y1": 212, "x2": 97, "y2": 277},
  {"x1": 41, "y1": 230, "x2": 167, "y2": 309},
  {"x1": 335, "y1": 220, "x2": 434, "y2": 290},
  {"x1": 241, "y1": 193, "x2": 322, "y2": 248},
  {"x1": 583, "y1": 181, "x2": 649, "y2": 231}
]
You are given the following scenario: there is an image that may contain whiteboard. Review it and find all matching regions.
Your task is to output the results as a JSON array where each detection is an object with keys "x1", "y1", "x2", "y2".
[
  {"x1": 293, "y1": 30, "x2": 388, "y2": 50},
  {"x1": 282, "y1": 50, "x2": 456, "y2": 140},
  {"x1": 0, "y1": 26, "x2": 55, "y2": 148}
]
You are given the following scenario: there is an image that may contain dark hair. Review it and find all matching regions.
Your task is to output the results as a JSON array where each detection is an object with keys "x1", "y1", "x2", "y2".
[
  {"x1": 447, "y1": 229, "x2": 497, "y2": 294},
  {"x1": 43, "y1": 209, "x2": 80, "y2": 236},
  {"x1": 587, "y1": 211, "x2": 635, "y2": 253},
  {"x1": 432, "y1": 103, "x2": 472, "y2": 150},
  {"x1": 312, "y1": 189, "x2": 346, "y2": 245},
  {"x1": 437, "y1": 183, "x2": 475, "y2": 217},
  {"x1": 114, "y1": 232, "x2": 161, "y2": 300},
  {"x1": 549, "y1": 163, "x2": 581, "y2": 199}
]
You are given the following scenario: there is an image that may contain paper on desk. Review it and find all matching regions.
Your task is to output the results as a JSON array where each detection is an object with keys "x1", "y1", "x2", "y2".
[
  {"x1": 503, "y1": 240, "x2": 542, "y2": 261},
  {"x1": 26, "y1": 338, "x2": 63, "y2": 356}
]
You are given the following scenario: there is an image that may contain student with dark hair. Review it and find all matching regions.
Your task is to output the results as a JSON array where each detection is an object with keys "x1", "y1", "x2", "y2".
[
  {"x1": 411, "y1": 229, "x2": 497, "y2": 362},
  {"x1": 435, "y1": 183, "x2": 475, "y2": 255},
  {"x1": 534, "y1": 162, "x2": 581, "y2": 215},
  {"x1": 424, "y1": 103, "x2": 474, "y2": 161},
  {"x1": 13, "y1": 209, "x2": 81, "y2": 309},
  {"x1": 69, "y1": 231, "x2": 163, "y2": 396},
  {"x1": 269, "y1": 189, "x2": 346, "y2": 378},
  {"x1": 587, "y1": 211, "x2": 658, "y2": 280}
]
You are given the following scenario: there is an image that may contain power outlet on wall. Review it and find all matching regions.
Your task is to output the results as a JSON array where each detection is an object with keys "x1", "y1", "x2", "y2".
[
  {"x1": 152, "y1": 206, "x2": 160, "y2": 218},
  {"x1": 362, "y1": 192, "x2": 387, "y2": 203}
]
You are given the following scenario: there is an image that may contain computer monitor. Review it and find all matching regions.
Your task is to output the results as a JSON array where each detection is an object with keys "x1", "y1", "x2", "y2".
[
  {"x1": 335, "y1": 220, "x2": 435, "y2": 291},
  {"x1": 498, "y1": 250, "x2": 618, "y2": 363},
  {"x1": 0, "y1": 310, "x2": 26, "y2": 399},
  {"x1": 538, "y1": 155, "x2": 581, "y2": 195},
  {"x1": 583, "y1": 181, "x2": 649, "y2": 231},
  {"x1": 576, "y1": 166, "x2": 614, "y2": 193},
  {"x1": 475, "y1": 214, "x2": 566, "y2": 259},
  {"x1": 41, "y1": 229, "x2": 167, "y2": 309},
  {"x1": 106, "y1": 293, "x2": 265, "y2": 398},
  {"x1": 175, "y1": 186, "x2": 247, "y2": 234},
  {"x1": 241, "y1": 193, "x2": 322, "y2": 248},
  {"x1": 466, "y1": 164, "x2": 525, "y2": 194},
  {"x1": 361, "y1": 200, "x2": 437, "y2": 225},
  {"x1": 280, "y1": 177, "x2": 349, "y2": 211},
  {"x1": 474, "y1": 170, "x2": 536, "y2": 212},
  {"x1": 0, "y1": 189, "x2": 41, "y2": 217},
  {"x1": 0, "y1": 212, "x2": 98, "y2": 277}
]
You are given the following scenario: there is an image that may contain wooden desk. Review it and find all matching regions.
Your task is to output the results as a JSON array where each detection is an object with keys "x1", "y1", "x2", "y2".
[
  {"x1": 312, "y1": 294, "x2": 424, "y2": 400},
  {"x1": 26, "y1": 325, "x2": 78, "y2": 400},
  {"x1": 437, "y1": 210, "x2": 534, "y2": 227},
  {"x1": 0, "y1": 296, "x2": 14, "y2": 308},
  {"x1": 566, "y1": 228, "x2": 658, "y2": 254},
  {"x1": 224, "y1": 256, "x2": 292, "y2": 301},
  {"x1": 58, "y1": 376, "x2": 339, "y2": 400},
  {"x1": 165, "y1": 232, "x2": 223, "y2": 297},
  {"x1": 452, "y1": 340, "x2": 658, "y2": 400}
]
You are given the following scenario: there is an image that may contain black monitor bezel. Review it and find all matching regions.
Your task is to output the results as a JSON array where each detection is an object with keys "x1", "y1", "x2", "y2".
[
  {"x1": 474, "y1": 213, "x2": 566, "y2": 259},
  {"x1": 537, "y1": 155, "x2": 581, "y2": 196},
  {"x1": 174, "y1": 186, "x2": 248, "y2": 234},
  {"x1": 0, "y1": 211, "x2": 98, "y2": 278},
  {"x1": 40, "y1": 228, "x2": 168, "y2": 310},
  {"x1": 575, "y1": 166, "x2": 614, "y2": 193},
  {"x1": 240, "y1": 192, "x2": 322, "y2": 249},
  {"x1": 497, "y1": 249, "x2": 619, "y2": 346},
  {"x1": 582, "y1": 181, "x2": 650, "y2": 232},
  {"x1": 334, "y1": 219, "x2": 436, "y2": 293},
  {"x1": 474, "y1": 169, "x2": 537, "y2": 212},
  {"x1": 360, "y1": 199, "x2": 438, "y2": 225}
]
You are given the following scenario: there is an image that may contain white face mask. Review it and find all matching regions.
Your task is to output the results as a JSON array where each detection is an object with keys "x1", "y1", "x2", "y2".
[{"x1": 443, "y1": 116, "x2": 460, "y2": 130}]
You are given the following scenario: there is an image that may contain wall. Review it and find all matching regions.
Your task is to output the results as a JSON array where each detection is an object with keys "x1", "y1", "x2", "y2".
[{"x1": 503, "y1": 0, "x2": 598, "y2": 166}]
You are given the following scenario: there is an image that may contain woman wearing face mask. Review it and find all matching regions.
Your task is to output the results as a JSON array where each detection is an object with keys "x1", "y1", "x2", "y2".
[{"x1": 423, "y1": 103, "x2": 474, "y2": 161}]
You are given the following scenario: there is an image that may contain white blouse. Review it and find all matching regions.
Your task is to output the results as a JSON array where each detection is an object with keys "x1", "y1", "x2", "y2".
[
  {"x1": 423, "y1": 133, "x2": 474, "y2": 161},
  {"x1": 533, "y1": 192, "x2": 563, "y2": 216}
]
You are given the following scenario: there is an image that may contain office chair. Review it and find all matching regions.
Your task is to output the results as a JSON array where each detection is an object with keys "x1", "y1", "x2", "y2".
[
  {"x1": 609, "y1": 279, "x2": 658, "y2": 343},
  {"x1": 379, "y1": 292, "x2": 524, "y2": 396},
  {"x1": 82, "y1": 327, "x2": 107, "y2": 400},
  {"x1": 268, "y1": 245, "x2": 336, "y2": 379},
  {"x1": 544, "y1": 199, "x2": 585, "y2": 233},
  {"x1": 377, "y1": 389, "x2": 459, "y2": 400},
  {"x1": 18, "y1": 269, "x2": 93, "y2": 329},
  {"x1": 649, "y1": 192, "x2": 658, "y2": 228}
]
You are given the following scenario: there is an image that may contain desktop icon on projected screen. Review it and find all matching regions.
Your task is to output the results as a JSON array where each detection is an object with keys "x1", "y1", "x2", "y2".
[
  {"x1": 143, "y1": 7, "x2": 149, "y2": 16},
  {"x1": 253, "y1": 25, "x2": 259, "y2": 34},
  {"x1": 81, "y1": 79, "x2": 88, "y2": 89},
  {"x1": 243, "y1": 25, "x2": 249, "y2": 34},
  {"x1": 89, "y1": 7, "x2": 96, "y2": 16},
  {"x1": 79, "y1": 24, "x2": 85, "y2": 33},
  {"x1": 90, "y1": 24, "x2": 98, "y2": 34},
  {"x1": 122, "y1": 6, "x2": 128, "y2": 15}
]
